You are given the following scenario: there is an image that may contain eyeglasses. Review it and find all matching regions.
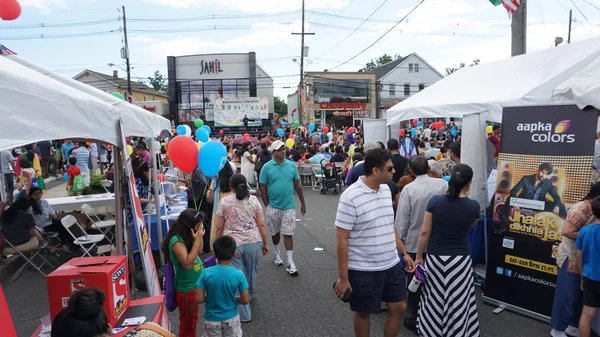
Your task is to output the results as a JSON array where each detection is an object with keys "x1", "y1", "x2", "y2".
[{"x1": 380, "y1": 165, "x2": 394, "y2": 173}]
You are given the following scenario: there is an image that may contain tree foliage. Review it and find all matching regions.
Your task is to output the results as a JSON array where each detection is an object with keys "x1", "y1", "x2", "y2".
[
  {"x1": 445, "y1": 59, "x2": 480, "y2": 76},
  {"x1": 359, "y1": 54, "x2": 402, "y2": 72},
  {"x1": 274, "y1": 96, "x2": 288, "y2": 118},
  {"x1": 147, "y1": 70, "x2": 168, "y2": 94}
]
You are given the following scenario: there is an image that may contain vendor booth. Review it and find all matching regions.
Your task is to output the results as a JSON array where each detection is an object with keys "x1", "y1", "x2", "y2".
[
  {"x1": 0, "y1": 55, "x2": 172, "y2": 334},
  {"x1": 386, "y1": 36, "x2": 600, "y2": 330}
]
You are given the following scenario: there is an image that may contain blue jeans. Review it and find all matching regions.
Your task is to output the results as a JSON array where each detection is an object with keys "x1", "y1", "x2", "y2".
[
  {"x1": 550, "y1": 257, "x2": 583, "y2": 330},
  {"x1": 230, "y1": 242, "x2": 262, "y2": 322}
]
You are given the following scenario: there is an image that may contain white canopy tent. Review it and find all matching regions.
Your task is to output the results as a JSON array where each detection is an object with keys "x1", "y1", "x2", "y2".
[{"x1": 6, "y1": 55, "x2": 171, "y2": 139}]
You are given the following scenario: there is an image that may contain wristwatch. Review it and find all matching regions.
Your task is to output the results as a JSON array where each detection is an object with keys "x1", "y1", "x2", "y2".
[{"x1": 400, "y1": 252, "x2": 408, "y2": 257}]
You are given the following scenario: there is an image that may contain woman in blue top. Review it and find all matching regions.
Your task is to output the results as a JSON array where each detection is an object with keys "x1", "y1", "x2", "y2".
[{"x1": 415, "y1": 163, "x2": 481, "y2": 337}]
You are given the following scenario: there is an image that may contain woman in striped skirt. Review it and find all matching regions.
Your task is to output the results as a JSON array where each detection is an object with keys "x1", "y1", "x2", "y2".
[{"x1": 415, "y1": 163, "x2": 481, "y2": 337}]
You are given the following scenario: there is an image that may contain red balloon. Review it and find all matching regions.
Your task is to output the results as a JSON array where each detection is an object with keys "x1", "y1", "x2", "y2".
[
  {"x1": 289, "y1": 134, "x2": 295, "y2": 139},
  {"x1": 322, "y1": 126, "x2": 329, "y2": 134},
  {"x1": 243, "y1": 133, "x2": 250, "y2": 142},
  {"x1": 168, "y1": 136, "x2": 198, "y2": 173},
  {"x1": 412, "y1": 119, "x2": 418, "y2": 127},
  {"x1": 348, "y1": 127, "x2": 355, "y2": 134},
  {"x1": 399, "y1": 129, "x2": 405, "y2": 137},
  {"x1": 219, "y1": 129, "x2": 224, "y2": 135},
  {"x1": 438, "y1": 121, "x2": 445, "y2": 128},
  {"x1": 0, "y1": 0, "x2": 21, "y2": 20},
  {"x1": 165, "y1": 142, "x2": 170, "y2": 150}
]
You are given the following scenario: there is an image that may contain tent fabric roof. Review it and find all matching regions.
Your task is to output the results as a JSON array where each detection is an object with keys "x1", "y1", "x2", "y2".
[
  {"x1": 8, "y1": 55, "x2": 172, "y2": 139},
  {"x1": 0, "y1": 56, "x2": 122, "y2": 151},
  {"x1": 552, "y1": 54, "x2": 600, "y2": 111},
  {"x1": 386, "y1": 36, "x2": 600, "y2": 125}
]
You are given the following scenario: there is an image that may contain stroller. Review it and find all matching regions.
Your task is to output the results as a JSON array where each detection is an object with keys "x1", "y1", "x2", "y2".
[{"x1": 319, "y1": 159, "x2": 341, "y2": 195}]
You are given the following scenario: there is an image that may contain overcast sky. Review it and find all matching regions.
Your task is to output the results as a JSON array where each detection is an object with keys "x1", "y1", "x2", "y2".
[{"x1": 4, "y1": 0, "x2": 599, "y2": 98}]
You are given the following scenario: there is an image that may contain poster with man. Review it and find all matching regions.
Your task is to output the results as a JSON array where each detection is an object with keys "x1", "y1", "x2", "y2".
[{"x1": 484, "y1": 105, "x2": 597, "y2": 318}]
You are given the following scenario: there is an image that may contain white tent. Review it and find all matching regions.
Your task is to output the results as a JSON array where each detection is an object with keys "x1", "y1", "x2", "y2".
[
  {"x1": 553, "y1": 53, "x2": 600, "y2": 112},
  {"x1": 386, "y1": 36, "x2": 600, "y2": 125},
  {"x1": 0, "y1": 56, "x2": 123, "y2": 151},
  {"x1": 6, "y1": 55, "x2": 171, "y2": 138}
]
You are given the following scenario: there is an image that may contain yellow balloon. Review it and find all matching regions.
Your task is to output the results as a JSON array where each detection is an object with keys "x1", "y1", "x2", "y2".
[
  {"x1": 197, "y1": 141, "x2": 203, "y2": 150},
  {"x1": 127, "y1": 145, "x2": 133, "y2": 155},
  {"x1": 285, "y1": 138, "x2": 295, "y2": 149},
  {"x1": 486, "y1": 125, "x2": 493, "y2": 134}
]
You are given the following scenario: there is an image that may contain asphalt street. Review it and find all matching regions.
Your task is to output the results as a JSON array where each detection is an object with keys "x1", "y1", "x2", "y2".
[{"x1": 4, "y1": 188, "x2": 553, "y2": 337}]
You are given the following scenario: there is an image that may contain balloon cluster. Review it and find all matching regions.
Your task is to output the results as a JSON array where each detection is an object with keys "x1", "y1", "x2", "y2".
[
  {"x1": 0, "y1": 0, "x2": 21, "y2": 21},
  {"x1": 168, "y1": 135, "x2": 227, "y2": 177}
]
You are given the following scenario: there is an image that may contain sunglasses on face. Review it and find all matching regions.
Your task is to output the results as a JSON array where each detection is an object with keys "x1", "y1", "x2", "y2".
[{"x1": 380, "y1": 165, "x2": 394, "y2": 173}]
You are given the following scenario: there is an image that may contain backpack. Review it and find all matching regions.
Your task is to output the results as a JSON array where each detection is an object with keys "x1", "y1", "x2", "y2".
[
  {"x1": 72, "y1": 175, "x2": 85, "y2": 192},
  {"x1": 163, "y1": 258, "x2": 178, "y2": 312}
]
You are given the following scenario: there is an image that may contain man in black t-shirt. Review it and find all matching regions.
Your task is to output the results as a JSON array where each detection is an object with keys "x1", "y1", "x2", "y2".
[
  {"x1": 387, "y1": 138, "x2": 408, "y2": 183},
  {"x1": 329, "y1": 145, "x2": 346, "y2": 163}
]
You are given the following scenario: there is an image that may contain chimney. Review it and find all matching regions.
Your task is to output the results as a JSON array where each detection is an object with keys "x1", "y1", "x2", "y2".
[{"x1": 113, "y1": 70, "x2": 118, "y2": 78}]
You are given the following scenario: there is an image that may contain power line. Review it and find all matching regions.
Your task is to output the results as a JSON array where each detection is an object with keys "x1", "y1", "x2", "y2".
[
  {"x1": 570, "y1": 0, "x2": 600, "y2": 34},
  {"x1": 313, "y1": 0, "x2": 389, "y2": 60},
  {"x1": 312, "y1": 0, "x2": 357, "y2": 34},
  {"x1": 537, "y1": 0, "x2": 547, "y2": 30},
  {"x1": 329, "y1": 0, "x2": 426, "y2": 71},
  {"x1": 581, "y1": 0, "x2": 600, "y2": 12},
  {"x1": 0, "y1": 18, "x2": 119, "y2": 29}
]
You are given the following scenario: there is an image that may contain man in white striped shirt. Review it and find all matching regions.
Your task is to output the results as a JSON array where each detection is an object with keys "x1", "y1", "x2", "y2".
[{"x1": 335, "y1": 148, "x2": 415, "y2": 337}]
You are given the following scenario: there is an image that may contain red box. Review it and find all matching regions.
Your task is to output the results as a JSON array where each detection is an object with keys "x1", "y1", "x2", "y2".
[{"x1": 46, "y1": 256, "x2": 130, "y2": 327}]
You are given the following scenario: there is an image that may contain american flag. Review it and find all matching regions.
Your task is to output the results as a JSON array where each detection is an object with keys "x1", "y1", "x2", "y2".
[{"x1": 0, "y1": 44, "x2": 16, "y2": 56}]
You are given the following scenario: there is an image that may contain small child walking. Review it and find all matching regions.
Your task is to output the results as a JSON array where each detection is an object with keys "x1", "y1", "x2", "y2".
[
  {"x1": 197, "y1": 235, "x2": 249, "y2": 337},
  {"x1": 576, "y1": 196, "x2": 600, "y2": 337},
  {"x1": 66, "y1": 157, "x2": 81, "y2": 196}
]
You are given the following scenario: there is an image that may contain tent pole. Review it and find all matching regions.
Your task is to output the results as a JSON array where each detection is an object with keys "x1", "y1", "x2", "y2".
[
  {"x1": 114, "y1": 147, "x2": 124, "y2": 255},
  {"x1": 151, "y1": 138, "x2": 164, "y2": 266},
  {"x1": 478, "y1": 112, "x2": 490, "y2": 267}
]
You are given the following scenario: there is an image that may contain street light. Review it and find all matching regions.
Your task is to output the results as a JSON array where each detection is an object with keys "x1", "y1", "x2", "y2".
[{"x1": 555, "y1": 36, "x2": 564, "y2": 47}]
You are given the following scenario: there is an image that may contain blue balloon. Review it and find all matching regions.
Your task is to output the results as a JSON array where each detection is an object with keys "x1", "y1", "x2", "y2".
[
  {"x1": 277, "y1": 128, "x2": 283, "y2": 137},
  {"x1": 443, "y1": 176, "x2": 451, "y2": 182},
  {"x1": 417, "y1": 121, "x2": 423, "y2": 127},
  {"x1": 196, "y1": 128, "x2": 209, "y2": 142},
  {"x1": 201, "y1": 125, "x2": 211, "y2": 135},
  {"x1": 63, "y1": 173, "x2": 69, "y2": 182},
  {"x1": 176, "y1": 125, "x2": 186, "y2": 135},
  {"x1": 451, "y1": 130, "x2": 457, "y2": 137},
  {"x1": 198, "y1": 141, "x2": 227, "y2": 177},
  {"x1": 309, "y1": 123, "x2": 315, "y2": 132},
  {"x1": 411, "y1": 128, "x2": 417, "y2": 136}
]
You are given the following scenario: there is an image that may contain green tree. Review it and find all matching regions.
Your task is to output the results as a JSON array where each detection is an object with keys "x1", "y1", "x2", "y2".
[
  {"x1": 274, "y1": 96, "x2": 288, "y2": 118},
  {"x1": 147, "y1": 70, "x2": 167, "y2": 94},
  {"x1": 359, "y1": 54, "x2": 402, "y2": 72},
  {"x1": 445, "y1": 59, "x2": 480, "y2": 76}
]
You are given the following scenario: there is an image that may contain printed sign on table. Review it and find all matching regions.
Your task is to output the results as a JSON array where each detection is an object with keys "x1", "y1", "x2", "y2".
[
  {"x1": 484, "y1": 105, "x2": 597, "y2": 318},
  {"x1": 214, "y1": 97, "x2": 268, "y2": 127}
]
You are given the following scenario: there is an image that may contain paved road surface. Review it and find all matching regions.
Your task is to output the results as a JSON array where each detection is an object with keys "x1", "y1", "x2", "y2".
[{"x1": 4, "y1": 189, "x2": 553, "y2": 337}]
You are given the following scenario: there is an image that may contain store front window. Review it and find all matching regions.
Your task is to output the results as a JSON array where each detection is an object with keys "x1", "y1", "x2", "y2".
[{"x1": 312, "y1": 79, "x2": 370, "y2": 104}]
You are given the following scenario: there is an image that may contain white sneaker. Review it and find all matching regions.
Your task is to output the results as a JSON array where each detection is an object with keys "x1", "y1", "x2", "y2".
[
  {"x1": 286, "y1": 262, "x2": 298, "y2": 276},
  {"x1": 565, "y1": 326, "x2": 579, "y2": 337},
  {"x1": 550, "y1": 329, "x2": 568, "y2": 337},
  {"x1": 273, "y1": 253, "x2": 283, "y2": 266}
]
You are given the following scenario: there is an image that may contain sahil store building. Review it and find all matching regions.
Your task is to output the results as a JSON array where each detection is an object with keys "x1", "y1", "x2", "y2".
[{"x1": 167, "y1": 52, "x2": 274, "y2": 131}]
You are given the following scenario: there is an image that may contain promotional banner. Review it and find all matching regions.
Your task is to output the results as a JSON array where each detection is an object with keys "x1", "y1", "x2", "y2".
[
  {"x1": 484, "y1": 105, "x2": 597, "y2": 319},
  {"x1": 214, "y1": 97, "x2": 268, "y2": 127},
  {"x1": 120, "y1": 121, "x2": 162, "y2": 297}
]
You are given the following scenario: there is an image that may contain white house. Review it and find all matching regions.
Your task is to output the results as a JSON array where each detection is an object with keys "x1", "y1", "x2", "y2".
[{"x1": 374, "y1": 53, "x2": 444, "y2": 113}]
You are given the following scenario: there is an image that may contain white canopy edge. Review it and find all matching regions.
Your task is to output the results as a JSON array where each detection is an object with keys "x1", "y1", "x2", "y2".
[
  {"x1": 0, "y1": 56, "x2": 123, "y2": 152},
  {"x1": 6, "y1": 55, "x2": 172, "y2": 139},
  {"x1": 386, "y1": 36, "x2": 600, "y2": 125}
]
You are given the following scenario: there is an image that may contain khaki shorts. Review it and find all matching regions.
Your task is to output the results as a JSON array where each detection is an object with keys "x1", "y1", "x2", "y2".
[
  {"x1": 202, "y1": 314, "x2": 242, "y2": 337},
  {"x1": 5, "y1": 237, "x2": 39, "y2": 254},
  {"x1": 265, "y1": 206, "x2": 296, "y2": 236}
]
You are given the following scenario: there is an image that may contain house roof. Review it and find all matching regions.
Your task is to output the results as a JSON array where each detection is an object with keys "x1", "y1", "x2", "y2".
[
  {"x1": 372, "y1": 53, "x2": 445, "y2": 80},
  {"x1": 73, "y1": 69, "x2": 167, "y2": 97}
]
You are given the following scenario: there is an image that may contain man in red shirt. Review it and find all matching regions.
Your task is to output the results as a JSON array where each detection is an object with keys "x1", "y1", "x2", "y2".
[{"x1": 488, "y1": 125, "x2": 502, "y2": 158}]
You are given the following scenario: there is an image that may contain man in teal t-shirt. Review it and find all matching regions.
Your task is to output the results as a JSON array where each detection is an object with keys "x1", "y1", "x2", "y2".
[{"x1": 259, "y1": 140, "x2": 306, "y2": 276}]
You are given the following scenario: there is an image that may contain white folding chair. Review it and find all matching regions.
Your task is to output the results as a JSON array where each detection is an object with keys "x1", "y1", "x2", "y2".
[
  {"x1": 61, "y1": 215, "x2": 105, "y2": 257},
  {"x1": 299, "y1": 163, "x2": 314, "y2": 187},
  {"x1": 100, "y1": 180, "x2": 113, "y2": 193},
  {"x1": 311, "y1": 164, "x2": 325, "y2": 191},
  {"x1": 81, "y1": 204, "x2": 115, "y2": 243},
  {"x1": 1, "y1": 234, "x2": 54, "y2": 283}
]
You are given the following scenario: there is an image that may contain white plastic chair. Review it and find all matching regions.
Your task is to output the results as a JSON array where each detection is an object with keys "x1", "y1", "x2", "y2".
[
  {"x1": 299, "y1": 163, "x2": 314, "y2": 187},
  {"x1": 311, "y1": 164, "x2": 325, "y2": 191},
  {"x1": 81, "y1": 204, "x2": 115, "y2": 243},
  {"x1": 100, "y1": 180, "x2": 113, "y2": 193},
  {"x1": 61, "y1": 215, "x2": 105, "y2": 257}
]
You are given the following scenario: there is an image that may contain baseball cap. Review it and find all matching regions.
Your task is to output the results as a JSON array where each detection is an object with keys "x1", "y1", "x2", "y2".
[{"x1": 269, "y1": 140, "x2": 285, "y2": 151}]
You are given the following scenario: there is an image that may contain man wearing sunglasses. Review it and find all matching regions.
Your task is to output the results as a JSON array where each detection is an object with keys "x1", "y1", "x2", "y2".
[
  {"x1": 259, "y1": 140, "x2": 306, "y2": 276},
  {"x1": 335, "y1": 148, "x2": 415, "y2": 337}
]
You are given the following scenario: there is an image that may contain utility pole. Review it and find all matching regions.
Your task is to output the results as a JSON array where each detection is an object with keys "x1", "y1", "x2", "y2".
[
  {"x1": 122, "y1": 5, "x2": 132, "y2": 101},
  {"x1": 292, "y1": 0, "x2": 314, "y2": 124},
  {"x1": 511, "y1": 0, "x2": 527, "y2": 56},
  {"x1": 568, "y1": 9, "x2": 572, "y2": 43}
]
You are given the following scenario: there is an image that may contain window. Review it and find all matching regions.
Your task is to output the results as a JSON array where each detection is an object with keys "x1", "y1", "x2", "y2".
[
  {"x1": 419, "y1": 84, "x2": 425, "y2": 91},
  {"x1": 389, "y1": 84, "x2": 396, "y2": 96},
  {"x1": 143, "y1": 96, "x2": 147, "y2": 101},
  {"x1": 237, "y1": 79, "x2": 250, "y2": 97},
  {"x1": 404, "y1": 83, "x2": 410, "y2": 96},
  {"x1": 152, "y1": 96, "x2": 155, "y2": 100},
  {"x1": 313, "y1": 79, "x2": 370, "y2": 103},
  {"x1": 409, "y1": 63, "x2": 420, "y2": 72}
]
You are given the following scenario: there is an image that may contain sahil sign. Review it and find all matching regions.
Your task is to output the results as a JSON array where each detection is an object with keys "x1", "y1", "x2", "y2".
[{"x1": 200, "y1": 59, "x2": 224, "y2": 75}]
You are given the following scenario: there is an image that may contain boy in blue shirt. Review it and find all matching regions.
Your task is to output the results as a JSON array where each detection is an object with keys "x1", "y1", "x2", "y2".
[
  {"x1": 575, "y1": 196, "x2": 600, "y2": 337},
  {"x1": 197, "y1": 235, "x2": 250, "y2": 337}
]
